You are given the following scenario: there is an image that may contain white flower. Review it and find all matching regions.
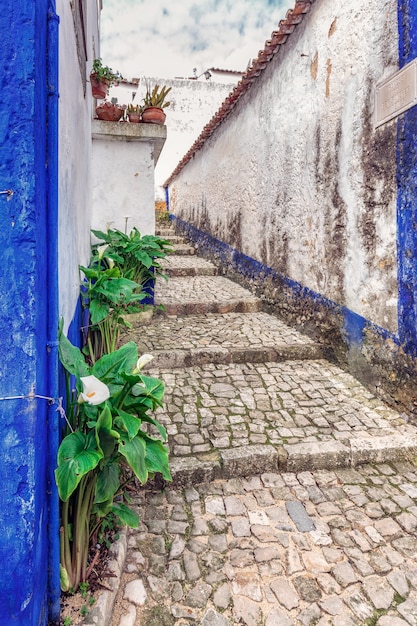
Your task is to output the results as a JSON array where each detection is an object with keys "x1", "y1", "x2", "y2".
[
  {"x1": 97, "y1": 244, "x2": 109, "y2": 259},
  {"x1": 79, "y1": 375, "x2": 110, "y2": 405},
  {"x1": 134, "y1": 353, "x2": 154, "y2": 372}
]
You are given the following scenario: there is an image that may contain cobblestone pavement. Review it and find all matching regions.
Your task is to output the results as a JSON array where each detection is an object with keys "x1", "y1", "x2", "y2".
[
  {"x1": 162, "y1": 256, "x2": 218, "y2": 276},
  {"x1": 103, "y1": 223, "x2": 417, "y2": 626},
  {"x1": 154, "y1": 276, "x2": 262, "y2": 315},
  {"x1": 113, "y1": 462, "x2": 417, "y2": 626},
  {"x1": 124, "y1": 311, "x2": 318, "y2": 351}
]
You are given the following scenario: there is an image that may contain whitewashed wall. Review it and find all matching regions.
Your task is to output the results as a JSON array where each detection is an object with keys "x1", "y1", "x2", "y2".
[
  {"x1": 57, "y1": 0, "x2": 100, "y2": 332},
  {"x1": 111, "y1": 77, "x2": 240, "y2": 196},
  {"x1": 169, "y1": 0, "x2": 399, "y2": 333},
  {"x1": 91, "y1": 121, "x2": 166, "y2": 236}
]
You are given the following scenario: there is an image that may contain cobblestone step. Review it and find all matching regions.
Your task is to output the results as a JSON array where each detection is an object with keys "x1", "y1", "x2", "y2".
[
  {"x1": 144, "y1": 359, "x2": 417, "y2": 485},
  {"x1": 168, "y1": 242, "x2": 196, "y2": 255},
  {"x1": 162, "y1": 255, "x2": 218, "y2": 277},
  {"x1": 161, "y1": 235, "x2": 185, "y2": 245},
  {"x1": 109, "y1": 461, "x2": 417, "y2": 626},
  {"x1": 154, "y1": 276, "x2": 262, "y2": 315},
  {"x1": 95, "y1": 220, "x2": 417, "y2": 626},
  {"x1": 155, "y1": 226, "x2": 175, "y2": 237},
  {"x1": 123, "y1": 311, "x2": 324, "y2": 368}
]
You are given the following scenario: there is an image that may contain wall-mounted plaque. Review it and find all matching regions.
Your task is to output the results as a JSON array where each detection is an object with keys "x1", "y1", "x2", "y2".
[{"x1": 375, "y1": 59, "x2": 417, "y2": 127}]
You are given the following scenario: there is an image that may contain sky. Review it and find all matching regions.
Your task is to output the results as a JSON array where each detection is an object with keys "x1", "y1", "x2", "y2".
[{"x1": 100, "y1": 0, "x2": 295, "y2": 80}]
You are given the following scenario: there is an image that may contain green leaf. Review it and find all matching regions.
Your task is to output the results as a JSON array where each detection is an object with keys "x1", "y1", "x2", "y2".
[
  {"x1": 140, "y1": 414, "x2": 167, "y2": 441},
  {"x1": 118, "y1": 435, "x2": 147, "y2": 484},
  {"x1": 55, "y1": 431, "x2": 102, "y2": 501},
  {"x1": 89, "y1": 299, "x2": 110, "y2": 325},
  {"x1": 144, "y1": 438, "x2": 171, "y2": 481},
  {"x1": 111, "y1": 502, "x2": 139, "y2": 528},
  {"x1": 92, "y1": 498, "x2": 113, "y2": 518},
  {"x1": 95, "y1": 404, "x2": 117, "y2": 461},
  {"x1": 114, "y1": 409, "x2": 141, "y2": 440},
  {"x1": 95, "y1": 463, "x2": 120, "y2": 503},
  {"x1": 95, "y1": 277, "x2": 139, "y2": 303},
  {"x1": 91, "y1": 229, "x2": 112, "y2": 242},
  {"x1": 92, "y1": 342, "x2": 138, "y2": 382},
  {"x1": 58, "y1": 330, "x2": 90, "y2": 378}
]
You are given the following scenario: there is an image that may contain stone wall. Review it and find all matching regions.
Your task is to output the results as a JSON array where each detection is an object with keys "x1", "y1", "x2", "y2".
[{"x1": 167, "y1": 0, "x2": 417, "y2": 413}]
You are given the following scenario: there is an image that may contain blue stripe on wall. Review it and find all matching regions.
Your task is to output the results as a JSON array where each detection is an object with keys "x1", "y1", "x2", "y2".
[
  {"x1": 0, "y1": 1, "x2": 51, "y2": 623},
  {"x1": 397, "y1": 0, "x2": 417, "y2": 356},
  {"x1": 171, "y1": 215, "x2": 395, "y2": 349}
]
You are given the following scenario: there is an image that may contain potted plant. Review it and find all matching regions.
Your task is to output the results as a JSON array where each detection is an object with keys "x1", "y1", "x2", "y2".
[
  {"x1": 141, "y1": 83, "x2": 171, "y2": 124},
  {"x1": 90, "y1": 58, "x2": 123, "y2": 99},
  {"x1": 95, "y1": 97, "x2": 124, "y2": 122},
  {"x1": 127, "y1": 103, "x2": 142, "y2": 123}
]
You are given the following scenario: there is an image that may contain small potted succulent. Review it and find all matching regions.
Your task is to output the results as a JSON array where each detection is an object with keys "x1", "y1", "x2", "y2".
[
  {"x1": 95, "y1": 97, "x2": 124, "y2": 122},
  {"x1": 90, "y1": 58, "x2": 123, "y2": 99},
  {"x1": 127, "y1": 103, "x2": 142, "y2": 123},
  {"x1": 141, "y1": 83, "x2": 171, "y2": 124}
]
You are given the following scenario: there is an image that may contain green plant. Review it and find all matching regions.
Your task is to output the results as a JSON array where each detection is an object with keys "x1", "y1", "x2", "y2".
[
  {"x1": 143, "y1": 82, "x2": 171, "y2": 109},
  {"x1": 91, "y1": 227, "x2": 172, "y2": 290},
  {"x1": 80, "y1": 605, "x2": 89, "y2": 618},
  {"x1": 56, "y1": 327, "x2": 171, "y2": 593},
  {"x1": 91, "y1": 58, "x2": 123, "y2": 86},
  {"x1": 79, "y1": 581, "x2": 89, "y2": 599},
  {"x1": 80, "y1": 254, "x2": 145, "y2": 363},
  {"x1": 127, "y1": 103, "x2": 142, "y2": 114},
  {"x1": 63, "y1": 618, "x2": 72, "y2": 626}
]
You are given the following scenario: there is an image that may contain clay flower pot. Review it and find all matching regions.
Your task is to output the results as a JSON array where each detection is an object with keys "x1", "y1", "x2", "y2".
[
  {"x1": 127, "y1": 112, "x2": 142, "y2": 123},
  {"x1": 141, "y1": 106, "x2": 166, "y2": 125},
  {"x1": 95, "y1": 102, "x2": 124, "y2": 122},
  {"x1": 90, "y1": 73, "x2": 109, "y2": 99}
]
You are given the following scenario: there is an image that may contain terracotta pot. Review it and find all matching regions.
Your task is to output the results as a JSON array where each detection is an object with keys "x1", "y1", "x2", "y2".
[
  {"x1": 90, "y1": 73, "x2": 109, "y2": 99},
  {"x1": 95, "y1": 102, "x2": 124, "y2": 122},
  {"x1": 127, "y1": 112, "x2": 141, "y2": 123},
  {"x1": 142, "y1": 107, "x2": 166, "y2": 124}
]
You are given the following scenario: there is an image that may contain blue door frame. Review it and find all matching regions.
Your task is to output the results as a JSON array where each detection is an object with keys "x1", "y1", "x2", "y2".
[{"x1": 0, "y1": 1, "x2": 59, "y2": 623}]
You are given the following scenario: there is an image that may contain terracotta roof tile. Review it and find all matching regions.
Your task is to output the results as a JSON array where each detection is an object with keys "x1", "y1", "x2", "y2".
[{"x1": 164, "y1": 0, "x2": 315, "y2": 187}]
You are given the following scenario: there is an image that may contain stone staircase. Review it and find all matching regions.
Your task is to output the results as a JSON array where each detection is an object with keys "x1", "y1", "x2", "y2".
[{"x1": 122, "y1": 221, "x2": 417, "y2": 485}]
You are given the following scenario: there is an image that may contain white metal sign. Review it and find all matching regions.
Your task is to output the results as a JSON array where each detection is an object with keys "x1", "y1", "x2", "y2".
[{"x1": 375, "y1": 59, "x2": 417, "y2": 127}]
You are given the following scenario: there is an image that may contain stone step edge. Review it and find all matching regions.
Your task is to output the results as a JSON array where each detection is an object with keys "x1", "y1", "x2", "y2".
[
  {"x1": 162, "y1": 435, "x2": 417, "y2": 487},
  {"x1": 158, "y1": 300, "x2": 262, "y2": 315},
  {"x1": 163, "y1": 266, "x2": 218, "y2": 277},
  {"x1": 149, "y1": 343, "x2": 325, "y2": 368},
  {"x1": 168, "y1": 247, "x2": 195, "y2": 256},
  {"x1": 80, "y1": 527, "x2": 127, "y2": 626}
]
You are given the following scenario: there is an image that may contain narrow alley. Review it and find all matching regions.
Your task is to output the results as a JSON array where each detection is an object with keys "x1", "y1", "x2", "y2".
[{"x1": 98, "y1": 219, "x2": 417, "y2": 626}]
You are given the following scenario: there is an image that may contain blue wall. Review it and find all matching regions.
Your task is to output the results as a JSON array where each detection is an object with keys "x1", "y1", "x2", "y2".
[
  {"x1": 397, "y1": 0, "x2": 417, "y2": 356},
  {"x1": 0, "y1": 1, "x2": 52, "y2": 623}
]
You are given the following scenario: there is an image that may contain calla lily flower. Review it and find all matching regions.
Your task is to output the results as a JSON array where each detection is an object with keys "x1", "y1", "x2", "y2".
[
  {"x1": 133, "y1": 353, "x2": 154, "y2": 373},
  {"x1": 97, "y1": 244, "x2": 109, "y2": 259},
  {"x1": 79, "y1": 375, "x2": 110, "y2": 405}
]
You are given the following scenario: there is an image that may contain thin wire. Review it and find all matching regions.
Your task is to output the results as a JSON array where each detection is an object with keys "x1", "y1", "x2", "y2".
[{"x1": 0, "y1": 393, "x2": 74, "y2": 432}]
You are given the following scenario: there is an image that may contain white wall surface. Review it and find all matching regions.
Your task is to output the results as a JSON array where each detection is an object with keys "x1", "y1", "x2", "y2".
[
  {"x1": 57, "y1": 0, "x2": 100, "y2": 332},
  {"x1": 110, "y1": 77, "x2": 240, "y2": 196},
  {"x1": 169, "y1": 0, "x2": 399, "y2": 333},
  {"x1": 91, "y1": 122, "x2": 166, "y2": 237}
]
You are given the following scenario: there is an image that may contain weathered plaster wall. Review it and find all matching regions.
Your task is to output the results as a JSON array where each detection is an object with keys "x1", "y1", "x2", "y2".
[
  {"x1": 0, "y1": 2, "x2": 50, "y2": 623},
  {"x1": 167, "y1": 0, "x2": 417, "y2": 409},
  {"x1": 170, "y1": 0, "x2": 399, "y2": 332},
  {"x1": 111, "y1": 77, "x2": 239, "y2": 196},
  {"x1": 57, "y1": 0, "x2": 100, "y2": 333},
  {"x1": 91, "y1": 121, "x2": 166, "y2": 236}
]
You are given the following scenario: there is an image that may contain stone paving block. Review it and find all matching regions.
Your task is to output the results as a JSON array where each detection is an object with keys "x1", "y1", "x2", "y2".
[
  {"x1": 350, "y1": 434, "x2": 417, "y2": 466},
  {"x1": 220, "y1": 444, "x2": 280, "y2": 478},
  {"x1": 170, "y1": 456, "x2": 221, "y2": 485},
  {"x1": 284, "y1": 440, "x2": 350, "y2": 472}
]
